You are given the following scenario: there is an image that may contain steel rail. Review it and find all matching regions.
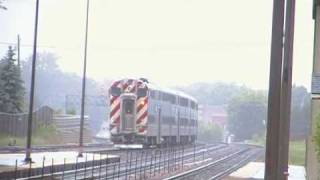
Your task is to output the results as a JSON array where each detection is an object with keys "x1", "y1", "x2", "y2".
[
  {"x1": 163, "y1": 148, "x2": 251, "y2": 180},
  {"x1": 209, "y1": 149, "x2": 263, "y2": 180}
]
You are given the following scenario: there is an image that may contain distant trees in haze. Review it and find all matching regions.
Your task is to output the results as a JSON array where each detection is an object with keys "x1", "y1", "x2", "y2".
[
  {"x1": 0, "y1": 46, "x2": 25, "y2": 113},
  {"x1": 21, "y1": 53, "x2": 100, "y2": 109},
  {"x1": 177, "y1": 82, "x2": 250, "y2": 106},
  {"x1": 1, "y1": 49, "x2": 111, "y2": 133},
  {"x1": 179, "y1": 82, "x2": 310, "y2": 142},
  {"x1": 197, "y1": 121, "x2": 223, "y2": 143},
  {"x1": 227, "y1": 90, "x2": 267, "y2": 141},
  {"x1": 290, "y1": 85, "x2": 310, "y2": 138},
  {"x1": 225, "y1": 85, "x2": 310, "y2": 141},
  {"x1": 21, "y1": 53, "x2": 104, "y2": 132}
]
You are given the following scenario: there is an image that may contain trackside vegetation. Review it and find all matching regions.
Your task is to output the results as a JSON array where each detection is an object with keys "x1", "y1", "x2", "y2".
[
  {"x1": 0, "y1": 47, "x2": 25, "y2": 113},
  {"x1": 314, "y1": 114, "x2": 320, "y2": 161},
  {"x1": 197, "y1": 121, "x2": 223, "y2": 143},
  {"x1": 0, "y1": 124, "x2": 59, "y2": 146},
  {"x1": 289, "y1": 140, "x2": 306, "y2": 166}
]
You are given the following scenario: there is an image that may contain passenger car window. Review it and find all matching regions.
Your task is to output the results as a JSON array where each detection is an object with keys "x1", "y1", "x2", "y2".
[
  {"x1": 150, "y1": 90, "x2": 156, "y2": 99},
  {"x1": 137, "y1": 88, "x2": 147, "y2": 98},
  {"x1": 179, "y1": 97, "x2": 188, "y2": 107}
]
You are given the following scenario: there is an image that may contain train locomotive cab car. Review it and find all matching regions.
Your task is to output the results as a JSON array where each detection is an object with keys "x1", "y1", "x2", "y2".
[{"x1": 108, "y1": 78, "x2": 198, "y2": 146}]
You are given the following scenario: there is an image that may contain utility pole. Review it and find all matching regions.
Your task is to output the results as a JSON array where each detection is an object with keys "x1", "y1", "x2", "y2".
[
  {"x1": 78, "y1": 0, "x2": 90, "y2": 157},
  {"x1": 265, "y1": 0, "x2": 296, "y2": 179},
  {"x1": 264, "y1": 0, "x2": 285, "y2": 179},
  {"x1": 277, "y1": 0, "x2": 295, "y2": 179},
  {"x1": 17, "y1": 35, "x2": 20, "y2": 68},
  {"x1": 25, "y1": 0, "x2": 40, "y2": 163}
]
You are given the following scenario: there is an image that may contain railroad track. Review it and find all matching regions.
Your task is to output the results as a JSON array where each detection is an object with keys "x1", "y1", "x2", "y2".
[
  {"x1": 89, "y1": 144, "x2": 252, "y2": 180},
  {"x1": 164, "y1": 146, "x2": 263, "y2": 180},
  {"x1": 208, "y1": 148, "x2": 263, "y2": 179},
  {"x1": 0, "y1": 141, "x2": 207, "y2": 154}
]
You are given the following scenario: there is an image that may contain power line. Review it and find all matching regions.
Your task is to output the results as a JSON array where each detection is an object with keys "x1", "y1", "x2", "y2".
[{"x1": 0, "y1": 41, "x2": 55, "y2": 48}]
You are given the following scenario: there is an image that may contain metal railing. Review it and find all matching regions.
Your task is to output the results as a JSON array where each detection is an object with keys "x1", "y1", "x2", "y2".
[{"x1": 0, "y1": 143, "x2": 254, "y2": 180}]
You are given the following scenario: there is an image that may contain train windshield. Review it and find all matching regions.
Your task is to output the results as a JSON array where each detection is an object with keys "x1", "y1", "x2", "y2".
[
  {"x1": 122, "y1": 98, "x2": 135, "y2": 131},
  {"x1": 124, "y1": 99, "x2": 134, "y2": 114},
  {"x1": 110, "y1": 87, "x2": 121, "y2": 96}
]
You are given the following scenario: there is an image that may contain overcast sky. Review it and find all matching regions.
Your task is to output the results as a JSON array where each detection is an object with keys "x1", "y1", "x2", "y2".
[{"x1": 0, "y1": 0, "x2": 314, "y2": 89}]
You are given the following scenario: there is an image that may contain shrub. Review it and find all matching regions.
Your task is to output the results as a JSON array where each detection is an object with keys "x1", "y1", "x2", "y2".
[
  {"x1": 66, "y1": 108, "x2": 76, "y2": 115},
  {"x1": 314, "y1": 114, "x2": 320, "y2": 161},
  {"x1": 197, "y1": 121, "x2": 223, "y2": 143}
]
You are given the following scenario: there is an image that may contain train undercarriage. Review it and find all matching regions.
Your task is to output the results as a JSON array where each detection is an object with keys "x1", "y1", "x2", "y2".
[{"x1": 111, "y1": 133, "x2": 196, "y2": 147}]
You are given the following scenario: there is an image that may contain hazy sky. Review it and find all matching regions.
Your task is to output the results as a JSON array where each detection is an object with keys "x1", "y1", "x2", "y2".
[{"x1": 0, "y1": 0, "x2": 314, "y2": 89}]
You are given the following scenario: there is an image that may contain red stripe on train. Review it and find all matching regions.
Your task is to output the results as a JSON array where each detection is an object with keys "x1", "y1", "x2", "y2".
[
  {"x1": 137, "y1": 103, "x2": 145, "y2": 113},
  {"x1": 110, "y1": 103, "x2": 120, "y2": 117},
  {"x1": 114, "y1": 116, "x2": 120, "y2": 124},
  {"x1": 137, "y1": 111, "x2": 148, "y2": 124},
  {"x1": 138, "y1": 127, "x2": 145, "y2": 133},
  {"x1": 110, "y1": 96, "x2": 118, "y2": 105},
  {"x1": 122, "y1": 80, "x2": 129, "y2": 90},
  {"x1": 137, "y1": 98, "x2": 148, "y2": 112},
  {"x1": 130, "y1": 86, "x2": 136, "y2": 93}
]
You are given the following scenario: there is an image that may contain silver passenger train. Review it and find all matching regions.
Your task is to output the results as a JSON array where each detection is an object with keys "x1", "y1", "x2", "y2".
[{"x1": 109, "y1": 78, "x2": 198, "y2": 146}]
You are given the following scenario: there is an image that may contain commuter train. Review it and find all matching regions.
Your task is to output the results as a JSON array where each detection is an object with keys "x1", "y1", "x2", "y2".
[{"x1": 108, "y1": 78, "x2": 198, "y2": 146}]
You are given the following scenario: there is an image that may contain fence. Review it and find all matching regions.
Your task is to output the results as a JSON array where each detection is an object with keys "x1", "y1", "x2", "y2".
[
  {"x1": 0, "y1": 106, "x2": 53, "y2": 137},
  {"x1": 53, "y1": 114, "x2": 92, "y2": 143},
  {"x1": 0, "y1": 145, "x2": 196, "y2": 180}
]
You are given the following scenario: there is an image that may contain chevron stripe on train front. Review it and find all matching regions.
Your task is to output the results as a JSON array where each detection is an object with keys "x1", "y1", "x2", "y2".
[
  {"x1": 109, "y1": 96, "x2": 120, "y2": 133},
  {"x1": 136, "y1": 97, "x2": 148, "y2": 134},
  {"x1": 109, "y1": 81, "x2": 123, "y2": 134}
]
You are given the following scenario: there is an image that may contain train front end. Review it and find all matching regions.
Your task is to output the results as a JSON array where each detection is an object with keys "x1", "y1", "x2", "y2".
[{"x1": 109, "y1": 79, "x2": 148, "y2": 144}]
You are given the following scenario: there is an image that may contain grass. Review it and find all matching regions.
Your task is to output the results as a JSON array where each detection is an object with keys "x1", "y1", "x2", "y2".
[
  {"x1": 289, "y1": 140, "x2": 306, "y2": 166},
  {"x1": 0, "y1": 124, "x2": 61, "y2": 147},
  {"x1": 247, "y1": 134, "x2": 266, "y2": 146},
  {"x1": 0, "y1": 134, "x2": 25, "y2": 146},
  {"x1": 247, "y1": 135, "x2": 306, "y2": 166}
]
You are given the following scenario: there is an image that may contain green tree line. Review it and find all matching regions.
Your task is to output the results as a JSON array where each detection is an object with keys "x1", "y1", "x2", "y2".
[
  {"x1": 0, "y1": 46, "x2": 25, "y2": 113},
  {"x1": 180, "y1": 83, "x2": 310, "y2": 142}
]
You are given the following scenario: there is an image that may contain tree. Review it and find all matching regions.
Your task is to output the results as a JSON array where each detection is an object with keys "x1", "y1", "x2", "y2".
[
  {"x1": 21, "y1": 53, "x2": 100, "y2": 109},
  {"x1": 177, "y1": 82, "x2": 250, "y2": 106},
  {"x1": 227, "y1": 90, "x2": 267, "y2": 141},
  {"x1": 197, "y1": 121, "x2": 223, "y2": 143},
  {"x1": 21, "y1": 53, "x2": 102, "y2": 132},
  {"x1": 0, "y1": 46, "x2": 25, "y2": 113},
  {"x1": 290, "y1": 85, "x2": 310, "y2": 139}
]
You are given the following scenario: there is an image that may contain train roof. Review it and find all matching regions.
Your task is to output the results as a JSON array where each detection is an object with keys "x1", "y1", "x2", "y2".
[
  {"x1": 110, "y1": 78, "x2": 197, "y2": 103},
  {"x1": 146, "y1": 82, "x2": 197, "y2": 103}
]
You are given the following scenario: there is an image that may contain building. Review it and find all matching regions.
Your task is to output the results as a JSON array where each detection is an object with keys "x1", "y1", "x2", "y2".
[
  {"x1": 198, "y1": 104, "x2": 227, "y2": 128},
  {"x1": 306, "y1": 1, "x2": 320, "y2": 179}
]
